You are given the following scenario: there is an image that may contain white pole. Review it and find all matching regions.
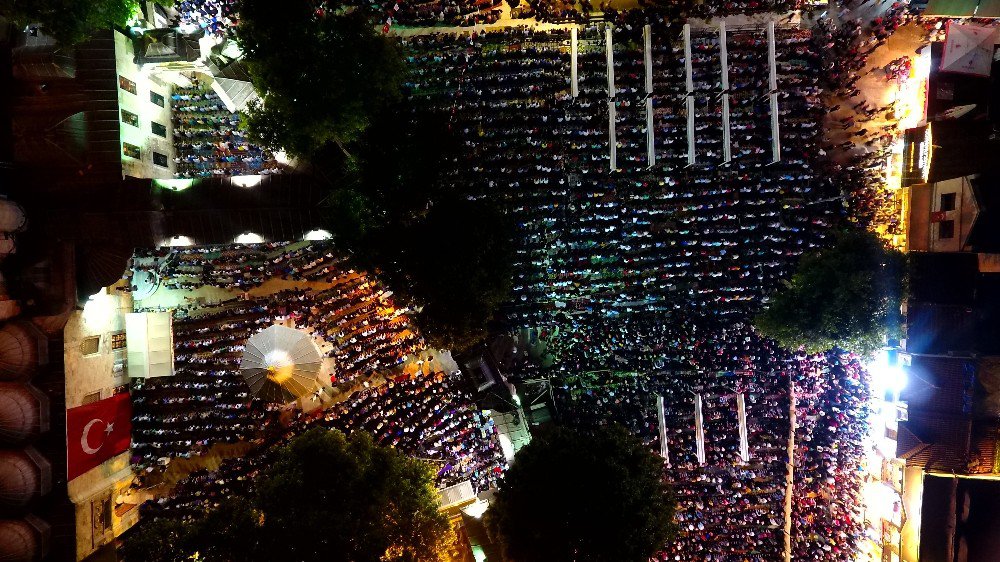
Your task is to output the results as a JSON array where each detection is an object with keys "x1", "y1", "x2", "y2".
[
  {"x1": 687, "y1": 96, "x2": 696, "y2": 166},
  {"x1": 684, "y1": 24, "x2": 695, "y2": 165},
  {"x1": 646, "y1": 97, "x2": 655, "y2": 168},
  {"x1": 784, "y1": 379, "x2": 796, "y2": 562},
  {"x1": 657, "y1": 395, "x2": 670, "y2": 466},
  {"x1": 737, "y1": 392, "x2": 749, "y2": 463},
  {"x1": 767, "y1": 22, "x2": 781, "y2": 163},
  {"x1": 644, "y1": 24, "x2": 655, "y2": 168},
  {"x1": 771, "y1": 94, "x2": 781, "y2": 163},
  {"x1": 571, "y1": 27, "x2": 579, "y2": 98},
  {"x1": 694, "y1": 393, "x2": 706, "y2": 465},
  {"x1": 720, "y1": 22, "x2": 732, "y2": 164},
  {"x1": 609, "y1": 101, "x2": 617, "y2": 171},
  {"x1": 767, "y1": 21, "x2": 778, "y2": 92},
  {"x1": 606, "y1": 27, "x2": 615, "y2": 99},
  {"x1": 643, "y1": 24, "x2": 653, "y2": 94},
  {"x1": 683, "y1": 24, "x2": 694, "y2": 94}
]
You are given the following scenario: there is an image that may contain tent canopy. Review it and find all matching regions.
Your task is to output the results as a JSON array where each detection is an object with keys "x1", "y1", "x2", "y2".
[
  {"x1": 211, "y1": 77, "x2": 259, "y2": 113},
  {"x1": 940, "y1": 22, "x2": 998, "y2": 77},
  {"x1": 240, "y1": 325, "x2": 321, "y2": 403}
]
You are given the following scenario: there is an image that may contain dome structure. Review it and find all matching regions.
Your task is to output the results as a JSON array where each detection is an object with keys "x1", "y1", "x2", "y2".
[
  {"x1": 0, "y1": 384, "x2": 49, "y2": 445},
  {"x1": 0, "y1": 323, "x2": 41, "y2": 382},
  {"x1": 0, "y1": 200, "x2": 26, "y2": 233},
  {"x1": 0, "y1": 517, "x2": 50, "y2": 562},
  {"x1": 0, "y1": 449, "x2": 51, "y2": 508}
]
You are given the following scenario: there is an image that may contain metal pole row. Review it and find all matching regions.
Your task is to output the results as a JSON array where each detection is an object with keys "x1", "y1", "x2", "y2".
[
  {"x1": 767, "y1": 21, "x2": 781, "y2": 163},
  {"x1": 644, "y1": 24, "x2": 655, "y2": 168},
  {"x1": 719, "y1": 22, "x2": 732, "y2": 164},
  {"x1": 571, "y1": 27, "x2": 579, "y2": 98}
]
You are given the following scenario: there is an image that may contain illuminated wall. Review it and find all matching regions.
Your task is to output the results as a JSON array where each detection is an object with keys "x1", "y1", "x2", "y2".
[{"x1": 114, "y1": 31, "x2": 176, "y2": 180}]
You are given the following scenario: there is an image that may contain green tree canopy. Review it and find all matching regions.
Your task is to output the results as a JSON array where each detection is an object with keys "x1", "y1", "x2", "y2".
[
  {"x1": 120, "y1": 428, "x2": 455, "y2": 562},
  {"x1": 2, "y1": 0, "x2": 140, "y2": 45},
  {"x1": 400, "y1": 197, "x2": 515, "y2": 351},
  {"x1": 754, "y1": 228, "x2": 907, "y2": 356},
  {"x1": 318, "y1": 106, "x2": 513, "y2": 352},
  {"x1": 235, "y1": 0, "x2": 404, "y2": 158},
  {"x1": 485, "y1": 425, "x2": 677, "y2": 562}
]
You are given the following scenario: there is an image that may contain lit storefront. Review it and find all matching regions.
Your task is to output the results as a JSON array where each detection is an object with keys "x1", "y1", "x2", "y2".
[{"x1": 881, "y1": 46, "x2": 932, "y2": 251}]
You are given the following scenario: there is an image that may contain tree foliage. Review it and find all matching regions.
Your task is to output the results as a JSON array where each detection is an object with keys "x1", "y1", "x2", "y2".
[
  {"x1": 3, "y1": 0, "x2": 139, "y2": 45},
  {"x1": 318, "y1": 106, "x2": 514, "y2": 352},
  {"x1": 754, "y1": 228, "x2": 907, "y2": 356},
  {"x1": 120, "y1": 428, "x2": 455, "y2": 562},
  {"x1": 400, "y1": 197, "x2": 515, "y2": 351},
  {"x1": 485, "y1": 425, "x2": 677, "y2": 562},
  {"x1": 235, "y1": 0, "x2": 405, "y2": 157}
]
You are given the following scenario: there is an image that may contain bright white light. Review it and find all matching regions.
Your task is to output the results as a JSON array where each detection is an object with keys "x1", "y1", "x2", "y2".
[
  {"x1": 82, "y1": 290, "x2": 116, "y2": 328},
  {"x1": 866, "y1": 349, "x2": 907, "y2": 397},
  {"x1": 461, "y1": 499, "x2": 490, "y2": 519},
  {"x1": 166, "y1": 235, "x2": 195, "y2": 247},
  {"x1": 234, "y1": 232, "x2": 265, "y2": 244},
  {"x1": 152, "y1": 178, "x2": 196, "y2": 192},
  {"x1": 304, "y1": 229, "x2": 333, "y2": 241},
  {"x1": 263, "y1": 350, "x2": 293, "y2": 369},
  {"x1": 498, "y1": 433, "x2": 515, "y2": 462},
  {"x1": 231, "y1": 175, "x2": 262, "y2": 188}
]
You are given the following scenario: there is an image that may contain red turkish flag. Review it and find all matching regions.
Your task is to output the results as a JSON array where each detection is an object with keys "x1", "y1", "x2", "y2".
[
  {"x1": 929, "y1": 211, "x2": 947, "y2": 223},
  {"x1": 66, "y1": 393, "x2": 132, "y2": 480}
]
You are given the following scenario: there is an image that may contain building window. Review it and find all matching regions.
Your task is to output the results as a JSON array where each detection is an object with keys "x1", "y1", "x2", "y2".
[
  {"x1": 939, "y1": 220, "x2": 955, "y2": 240},
  {"x1": 123, "y1": 142, "x2": 141, "y2": 159},
  {"x1": 80, "y1": 336, "x2": 101, "y2": 356},
  {"x1": 151, "y1": 121, "x2": 167, "y2": 137},
  {"x1": 121, "y1": 109, "x2": 139, "y2": 127},
  {"x1": 153, "y1": 152, "x2": 168, "y2": 168},
  {"x1": 119, "y1": 75, "x2": 137, "y2": 95},
  {"x1": 111, "y1": 332, "x2": 127, "y2": 350},
  {"x1": 82, "y1": 391, "x2": 102, "y2": 405},
  {"x1": 940, "y1": 192, "x2": 957, "y2": 212},
  {"x1": 150, "y1": 91, "x2": 165, "y2": 107}
]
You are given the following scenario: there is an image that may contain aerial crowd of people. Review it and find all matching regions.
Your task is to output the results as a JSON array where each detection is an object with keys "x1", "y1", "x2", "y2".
[
  {"x1": 129, "y1": 242, "x2": 504, "y2": 493},
  {"x1": 137, "y1": 0, "x2": 916, "y2": 558},
  {"x1": 399, "y1": 14, "x2": 881, "y2": 560},
  {"x1": 170, "y1": 84, "x2": 282, "y2": 178}
]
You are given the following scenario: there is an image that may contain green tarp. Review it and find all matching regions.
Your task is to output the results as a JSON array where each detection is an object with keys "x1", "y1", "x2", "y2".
[
  {"x1": 923, "y1": 0, "x2": 978, "y2": 16},
  {"x1": 976, "y1": 0, "x2": 1000, "y2": 17}
]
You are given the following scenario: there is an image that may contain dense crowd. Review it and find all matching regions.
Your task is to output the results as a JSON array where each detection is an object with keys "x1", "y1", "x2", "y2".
[
  {"x1": 171, "y1": 84, "x2": 282, "y2": 178},
  {"x1": 141, "y1": 368, "x2": 506, "y2": 520},
  {"x1": 810, "y1": 2, "x2": 914, "y2": 237},
  {"x1": 171, "y1": 0, "x2": 238, "y2": 38},
  {"x1": 129, "y1": 242, "x2": 504, "y2": 492},
  {"x1": 133, "y1": 1, "x2": 909, "y2": 557},
  {"x1": 403, "y1": 23, "x2": 831, "y2": 333},
  {"x1": 400, "y1": 19, "x2": 874, "y2": 560},
  {"x1": 548, "y1": 329, "x2": 869, "y2": 561}
]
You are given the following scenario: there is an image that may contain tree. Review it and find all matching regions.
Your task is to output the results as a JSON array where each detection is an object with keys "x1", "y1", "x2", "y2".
[
  {"x1": 485, "y1": 425, "x2": 677, "y2": 562},
  {"x1": 317, "y1": 105, "x2": 513, "y2": 352},
  {"x1": 235, "y1": 0, "x2": 405, "y2": 158},
  {"x1": 120, "y1": 428, "x2": 455, "y2": 562},
  {"x1": 400, "y1": 197, "x2": 515, "y2": 351},
  {"x1": 3, "y1": 0, "x2": 140, "y2": 45},
  {"x1": 754, "y1": 228, "x2": 907, "y2": 356}
]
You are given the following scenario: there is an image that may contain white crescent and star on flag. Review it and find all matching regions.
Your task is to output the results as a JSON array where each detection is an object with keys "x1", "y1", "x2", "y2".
[{"x1": 80, "y1": 418, "x2": 115, "y2": 455}]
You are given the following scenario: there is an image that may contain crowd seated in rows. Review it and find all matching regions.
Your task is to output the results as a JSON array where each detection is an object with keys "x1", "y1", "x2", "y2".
[{"x1": 130, "y1": 242, "x2": 505, "y2": 500}]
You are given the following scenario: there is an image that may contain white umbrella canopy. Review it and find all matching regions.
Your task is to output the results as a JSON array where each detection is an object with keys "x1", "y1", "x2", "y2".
[
  {"x1": 940, "y1": 22, "x2": 998, "y2": 77},
  {"x1": 240, "y1": 325, "x2": 322, "y2": 403}
]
